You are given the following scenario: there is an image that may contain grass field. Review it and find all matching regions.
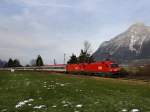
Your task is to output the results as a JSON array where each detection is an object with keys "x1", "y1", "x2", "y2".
[{"x1": 0, "y1": 71, "x2": 150, "y2": 112}]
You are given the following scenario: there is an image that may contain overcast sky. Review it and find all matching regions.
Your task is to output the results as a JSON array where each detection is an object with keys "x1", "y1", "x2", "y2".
[{"x1": 0, "y1": 0, "x2": 150, "y2": 65}]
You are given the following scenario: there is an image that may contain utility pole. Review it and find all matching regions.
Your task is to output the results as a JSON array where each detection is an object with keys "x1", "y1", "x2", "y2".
[
  {"x1": 64, "y1": 53, "x2": 66, "y2": 65},
  {"x1": 54, "y1": 59, "x2": 56, "y2": 65}
]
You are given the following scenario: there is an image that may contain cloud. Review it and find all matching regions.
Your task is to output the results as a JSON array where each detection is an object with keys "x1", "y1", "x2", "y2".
[
  {"x1": 0, "y1": 0, "x2": 150, "y2": 65},
  {"x1": 20, "y1": 1, "x2": 73, "y2": 8}
]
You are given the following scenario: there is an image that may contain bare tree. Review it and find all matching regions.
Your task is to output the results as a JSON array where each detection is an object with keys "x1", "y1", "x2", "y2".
[
  {"x1": 67, "y1": 40, "x2": 95, "y2": 64},
  {"x1": 30, "y1": 59, "x2": 36, "y2": 66},
  {"x1": 84, "y1": 40, "x2": 92, "y2": 54}
]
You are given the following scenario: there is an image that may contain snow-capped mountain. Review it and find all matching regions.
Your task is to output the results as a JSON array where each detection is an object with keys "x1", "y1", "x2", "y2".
[{"x1": 93, "y1": 23, "x2": 150, "y2": 62}]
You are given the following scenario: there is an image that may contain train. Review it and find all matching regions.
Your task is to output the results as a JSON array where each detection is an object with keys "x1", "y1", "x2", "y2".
[
  {"x1": 43, "y1": 60, "x2": 121, "y2": 77},
  {"x1": 3, "y1": 60, "x2": 122, "y2": 77}
]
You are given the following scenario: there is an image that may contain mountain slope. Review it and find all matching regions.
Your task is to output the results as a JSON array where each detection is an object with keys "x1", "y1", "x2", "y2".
[{"x1": 93, "y1": 23, "x2": 150, "y2": 62}]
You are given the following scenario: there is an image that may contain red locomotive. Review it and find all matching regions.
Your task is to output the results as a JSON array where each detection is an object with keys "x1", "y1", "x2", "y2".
[{"x1": 66, "y1": 60, "x2": 121, "y2": 77}]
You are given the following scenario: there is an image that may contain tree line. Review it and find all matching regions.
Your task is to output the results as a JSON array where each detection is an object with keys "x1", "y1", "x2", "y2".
[
  {"x1": 0, "y1": 40, "x2": 94, "y2": 67},
  {"x1": 2, "y1": 55, "x2": 44, "y2": 68},
  {"x1": 67, "y1": 41, "x2": 95, "y2": 64}
]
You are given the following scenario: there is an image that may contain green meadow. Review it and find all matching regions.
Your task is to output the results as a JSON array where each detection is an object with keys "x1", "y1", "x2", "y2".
[{"x1": 0, "y1": 71, "x2": 150, "y2": 112}]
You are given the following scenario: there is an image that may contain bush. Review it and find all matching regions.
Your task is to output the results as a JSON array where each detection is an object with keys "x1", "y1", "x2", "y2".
[
  {"x1": 119, "y1": 68, "x2": 129, "y2": 77},
  {"x1": 135, "y1": 65, "x2": 150, "y2": 76}
]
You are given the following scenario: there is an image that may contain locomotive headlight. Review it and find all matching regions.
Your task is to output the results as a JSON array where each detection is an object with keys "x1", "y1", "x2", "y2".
[
  {"x1": 113, "y1": 68, "x2": 118, "y2": 72},
  {"x1": 110, "y1": 69, "x2": 113, "y2": 72}
]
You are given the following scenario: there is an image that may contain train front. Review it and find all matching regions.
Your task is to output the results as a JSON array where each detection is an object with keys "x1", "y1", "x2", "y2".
[{"x1": 108, "y1": 62, "x2": 122, "y2": 77}]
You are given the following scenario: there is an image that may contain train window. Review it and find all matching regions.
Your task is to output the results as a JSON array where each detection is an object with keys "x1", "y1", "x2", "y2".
[{"x1": 111, "y1": 64, "x2": 119, "y2": 68}]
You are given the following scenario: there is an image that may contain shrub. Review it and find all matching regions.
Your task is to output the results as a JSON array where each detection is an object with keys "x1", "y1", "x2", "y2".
[
  {"x1": 135, "y1": 65, "x2": 150, "y2": 76},
  {"x1": 120, "y1": 68, "x2": 129, "y2": 77}
]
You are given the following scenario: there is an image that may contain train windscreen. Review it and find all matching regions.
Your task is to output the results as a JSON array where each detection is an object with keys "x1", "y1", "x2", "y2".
[{"x1": 111, "y1": 64, "x2": 119, "y2": 68}]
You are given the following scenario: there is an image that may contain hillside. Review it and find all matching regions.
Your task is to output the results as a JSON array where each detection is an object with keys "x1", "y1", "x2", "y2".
[{"x1": 93, "y1": 23, "x2": 150, "y2": 64}]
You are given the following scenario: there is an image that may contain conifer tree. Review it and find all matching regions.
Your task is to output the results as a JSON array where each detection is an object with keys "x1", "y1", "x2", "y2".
[
  {"x1": 7, "y1": 58, "x2": 14, "y2": 67},
  {"x1": 67, "y1": 54, "x2": 78, "y2": 64},
  {"x1": 36, "y1": 55, "x2": 44, "y2": 66}
]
